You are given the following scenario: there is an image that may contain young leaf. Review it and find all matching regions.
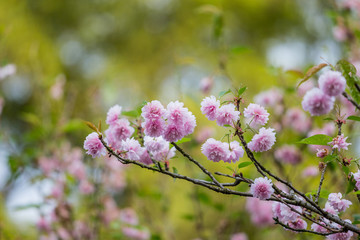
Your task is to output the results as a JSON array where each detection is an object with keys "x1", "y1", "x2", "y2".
[
  {"x1": 226, "y1": 166, "x2": 234, "y2": 172},
  {"x1": 98, "y1": 120, "x2": 102, "y2": 132},
  {"x1": 238, "y1": 161, "x2": 253, "y2": 169},
  {"x1": 122, "y1": 110, "x2": 139, "y2": 118},
  {"x1": 297, "y1": 63, "x2": 328, "y2": 88},
  {"x1": 219, "y1": 89, "x2": 231, "y2": 98},
  {"x1": 297, "y1": 134, "x2": 332, "y2": 145},
  {"x1": 84, "y1": 121, "x2": 99, "y2": 132},
  {"x1": 172, "y1": 167, "x2": 178, "y2": 174},
  {"x1": 336, "y1": 59, "x2": 360, "y2": 104},
  {"x1": 352, "y1": 214, "x2": 360, "y2": 224},
  {"x1": 323, "y1": 154, "x2": 337, "y2": 163},
  {"x1": 346, "y1": 177, "x2": 356, "y2": 194},
  {"x1": 175, "y1": 138, "x2": 191, "y2": 144},
  {"x1": 238, "y1": 87, "x2": 247, "y2": 96},
  {"x1": 348, "y1": 115, "x2": 360, "y2": 122}
]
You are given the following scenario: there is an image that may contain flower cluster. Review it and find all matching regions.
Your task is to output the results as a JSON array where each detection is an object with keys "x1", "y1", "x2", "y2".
[
  {"x1": 247, "y1": 127, "x2": 276, "y2": 152},
  {"x1": 201, "y1": 96, "x2": 240, "y2": 126},
  {"x1": 245, "y1": 198, "x2": 273, "y2": 227},
  {"x1": 243, "y1": 103, "x2": 269, "y2": 127},
  {"x1": 201, "y1": 138, "x2": 244, "y2": 163},
  {"x1": 272, "y1": 202, "x2": 307, "y2": 231},
  {"x1": 302, "y1": 70, "x2": 346, "y2": 116},
  {"x1": 142, "y1": 100, "x2": 196, "y2": 142},
  {"x1": 328, "y1": 134, "x2": 351, "y2": 151}
]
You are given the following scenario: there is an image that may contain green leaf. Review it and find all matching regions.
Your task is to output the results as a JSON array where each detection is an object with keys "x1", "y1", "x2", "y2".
[
  {"x1": 305, "y1": 189, "x2": 330, "y2": 199},
  {"x1": 352, "y1": 191, "x2": 360, "y2": 195},
  {"x1": 238, "y1": 161, "x2": 253, "y2": 169},
  {"x1": 343, "y1": 166, "x2": 350, "y2": 176},
  {"x1": 336, "y1": 59, "x2": 360, "y2": 104},
  {"x1": 297, "y1": 134, "x2": 332, "y2": 145},
  {"x1": 226, "y1": 166, "x2": 234, "y2": 172},
  {"x1": 213, "y1": 14, "x2": 223, "y2": 40},
  {"x1": 223, "y1": 124, "x2": 232, "y2": 128},
  {"x1": 346, "y1": 176, "x2": 356, "y2": 194},
  {"x1": 297, "y1": 63, "x2": 328, "y2": 88},
  {"x1": 219, "y1": 89, "x2": 231, "y2": 98},
  {"x1": 172, "y1": 167, "x2": 178, "y2": 174},
  {"x1": 238, "y1": 87, "x2": 247, "y2": 96},
  {"x1": 230, "y1": 46, "x2": 250, "y2": 54},
  {"x1": 84, "y1": 121, "x2": 99, "y2": 133},
  {"x1": 182, "y1": 214, "x2": 195, "y2": 221},
  {"x1": 122, "y1": 110, "x2": 139, "y2": 118},
  {"x1": 323, "y1": 117, "x2": 334, "y2": 121},
  {"x1": 175, "y1": 138, "x2": 191, "y2": 144},
  {"x1": 62, "y1": 119, "x2": 86, "y2": 133},
  {"x1": 324, "y1": 154, "x2": 337, "y2": 163},
  {"x1": 198, "y1": 192, "x2": 211, "y2": 204},
  {"x1": 14, "y1": 204, "x2": 42, "y2": 211},
  {"x1": 348, "y1": 115, "x2": 360, "y2": 122},
  {"x1": 353, "y1": 214, "x2": 360, "y2": 224}
]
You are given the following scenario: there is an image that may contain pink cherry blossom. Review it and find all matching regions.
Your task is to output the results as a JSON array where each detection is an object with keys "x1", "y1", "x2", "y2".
[
  {"x1": 245, "y1": 197, "x2": 274, "y2": 227},
  {"x1": 302, "y1": 166, "x2": 319, "y2": 177},
  {"x1": 230, "y1": 233, "x2": 248, "y2": 240},
  {"x1": 272, "y1": 202, "x2": 302, "y2": 222},
  {"x1": 333, "y1": 25, "x2": 348, "y2": 42},
  {"x1": 224, "y1": 141, "x2": 244, "y2": 163},
  {"x1": 201, "y1": 138, "x2": 229, "y2": 162},
  {"x1": 84, "y1": 132, "x2": 106, "y2": 158},
  {"x1": 311, "y1": 222, "x2": 329, "y2": 234},
  {"x1": 165, "y1": 101, "x2": 189, "y2": 125},
  {"x1": 288, "y1": 218, "x2": 307, "y2": 231},
  {"x1": 248, "y1": 127, "x2": 276, "y2": 152},
  {"x1": 183, "y1": 111, "x2": 196, "y2": 135},
  {"x1": 141, "y1": 100, "x2": 165, "y2": 120},
  {"x1": 163, "y1": 123, "x2": 184, "y2": 142},
  {"x1": 250, "y1": 177, "x2": 274, "y2": 200},
  {"x1": 274, "y1": 145, "x2": 302, "y2": 165},
  {"x1": 297, "y1": 80, "x2": 315, "y2": 97},
  {"x1": 79, "y1": 179, "x2": 95, "y2": 195},
  {"x1": 200, "y1": 96, "x2": 220, "y2": 121},
  {"x1": 316, "y1": 148, "x2": 329, "y2": 158},
  {"x1": 329, "y1": 134, "x2": 351, "y2": 151},
  {"x1": 122, "y1": 227, "x2": 150, "y2": 240},
  {"x1": 302, "y1": 88, "x2": 335, "y2": 116},
  {"x1": 216, "y1": 103, "x2": 240, "y2": 127},
  {"x1": 243, "y1": 103, "x2": 269, "y2": 127},
  {"x1": 120, "y1": 208, "x2": 139, "y2": 225},
  {"x1": 199, "y1": 77, "x2": 214, "y2": 94},
  {"x1": 254, "y1": 88, "x2": 283, "y2": 107},
  {"x1": 195, "y1": 127, "x2": 215, "y2": 143},
  {"x1": 105, "y1": 119, "x2": 135, "y2": 149},
  {"x1": 327, "y1": 220, "x2": 353, "y2": 240},
  {"x1": 319, "y1": 71, "x2": 346, "y2": 97},
  {"x1": 142, "y1": 118, "x2": 165, "y2": 137},
  {"x1": 327, "y1": 193, "x2": 352, "y2": 213},
  {"x1": 282, "y1": 108, "x2": 311, "y2": 133},
  {"x1": 121, "y1": 138, "x2": 146, "y2": 161},
  {"x1": 353, "y1": 170, "x2": 360, "y2": 189},
  {"x1": 106, "y1": 105, "x2": 122, "y2": 125},
  {"x1": 144, "y1": 136, "x2": 176, "y2": 161}
]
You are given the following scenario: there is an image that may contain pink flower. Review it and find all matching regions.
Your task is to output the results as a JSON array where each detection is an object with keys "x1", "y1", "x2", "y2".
[
  {"x1": 353, "y1": 170, "x2": 360, "y2": 189},
  {"x1": 333, "y1": 25, "x2": 348, "y2": 42},
  {"x1": 248, "y1": 127, "x2": 276, "y2": 152},
  {"x1": 288, "y1": 218, "x2": 307, "y2": 231},
  {"x1": 144, "y1": 136, "x2": 176, "y2": 161},
  {"x1": 250, "y1": 177, "x2": 274, "y2": 200},
  {"x1": 274, "y1": 145, "x2": 302, "y2": 165},
  {"x1": 243, "y1": 103, "x2": 269, "y2": 127},
  {"x1": 327, "y1": 193, "x2": 352, "y2": 213},
  {"x1": 282, "y1": 108, "x2": 311, "y2": 133},
  {"x1": 230, "y1": 233, "x2": 248, "y2": 240},
  {"x1": 254, "y1": 88, "x2": 283, "y2": 107},
  {"x1": 311, "y1": 222, "x2": 329, "y2": 234},
  {"x1": 324, "y1": 202, "x2": 338, "y2": 215},
  {"x1": 105, "y1": 119, "x2": 135, "y2": 149},
  {"x1": 121, "y1": 138, "x2": 146, "y2": 161},
  {"x1": 122, "y1": 227, "x2": 150, "y2": 240},
  {"x1": 36, "y1": 217, "x2": 51, "y2": 232},
  {"x1": 163, "y1": 123, "x2": 184, "y2": 142},
  {"x1": 319, "y1": 71, "x2": 346, "y2": 97},
  {"x1": 165, "y1": 101, "x2": 189, "y2": 125},
  {"x1": 329, "y1": 134, "x2": 351, "y2": 151},
  {"x1": 106, "y1": 105, "x2": 122, "y2": 125},
  {"x1": 302, "y1": 88, "x2": 335, "y2": 116},
  {"x1": 245, "y1": 197, "x2": 274, "y2": 227},
  {"x1": 272, "y1": 202, "x2": 302, "y2": 222},
  {"x1": 68, "y1": 160, "x2": 86, "y2": 181},
  {"x1": 38, "y1": 157, "x2": 58, "y2": 176},
  {"x1": 201, "y1": 138, "x2": 229, "y2": 162},
  {"x1": 120, "y1": 208, "x2": 139, "y2": 226},
  {"x1": 326, "y1": 220, "x2": 353, "y2": 240},
  {"x1": 302, "y1": 166, "x2": 319, "y2": 177},
  {"x1": 183, "y1": 111, "x2": 196, "y2": 135},
  {"x1": 216, "y1": 103, "x2": 240, "y2": 127},
  {"x1": 79, "y1": 180, "x2": 95, "y2": 195},
  {"x1": 297, "y1": 80, "x2": 315, "y2": 97},
  {"x1": 307, "y1": 123, "x2": 335, "y2": 152},
  {"x1": 200, "y1": 96, "x2": 219, "y2": 121},
  {"x1": 199, "y1": 77, "x2": 214, "y2": 94},
  {"x1": 142, "y1": 118, "x2": 165, "y2": 137},
  {"x1": 141, "y1": 100, "x2": 165, "y2": 120},
  {"x1": 316, "y1": 148, "x2": 329, "y2": 158},
  {"x1": 84, "y1": 132, "x2": 106, "y2": 158},
  {"x1": 224, "y1": 141, "x2": 244, "y2": 163}
]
